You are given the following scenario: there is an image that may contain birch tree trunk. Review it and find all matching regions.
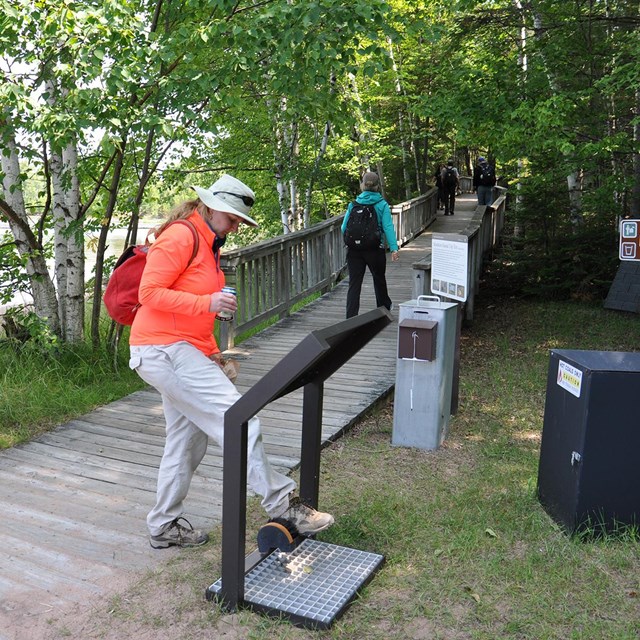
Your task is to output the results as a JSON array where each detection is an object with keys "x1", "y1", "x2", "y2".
[
  {"x1": 61, "y1": 142, "x2": 84, "y2": 342},
  {"x1": 0, "y1": 123, "x2": 61, "y2": 336},
  {"x1": 49, "y1": 140, "x2": 85, "y2": 343},
  {"x1": 389, "y1": 40, "x2": 412, "y2": 200},
  {"x1": 632, "y1": 88, "x2": 640, "y2": 218},
  {"x1": 275, "y1": 167, "x2": 291, "y2": 234},
  {"x1": 304, "y1": 120, "x2": 331, "y2": 224},
  {"x1": 513, "y1": 0, "x2": 527, "y2": 238},
  {"x1": 283, "y1": 121, "x2": 301, "y2": 230},
  {"x1": 271, "y1": 96, "x2": 292, "y2": 234},
  {"x1": 49, "y1": 149, "x2": 68, "y2": 330},
  {"x1": 531, "y1": 5, "x2": 583, "y2": 223}
]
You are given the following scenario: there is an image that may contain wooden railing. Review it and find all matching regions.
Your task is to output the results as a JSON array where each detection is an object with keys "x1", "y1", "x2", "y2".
[
  {"x1": 411, "y1": 186, "x2": 508, "y2": 322},
  {"x1": 218, "y1": 189, "x2": 439, "y2": 350}
]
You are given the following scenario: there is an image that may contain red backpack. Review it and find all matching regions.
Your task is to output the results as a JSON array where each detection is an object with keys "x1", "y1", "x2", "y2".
[{"x1": 103, "y1": 219, "x2": 199, "y2": 325}]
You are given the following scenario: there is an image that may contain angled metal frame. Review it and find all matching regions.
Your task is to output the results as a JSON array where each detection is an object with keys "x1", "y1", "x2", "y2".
[{"x1": 218, "y1": 307, "x2": 392, "y2": 611}]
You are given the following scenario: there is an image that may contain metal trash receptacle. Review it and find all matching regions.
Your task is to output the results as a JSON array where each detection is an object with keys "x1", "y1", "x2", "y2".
[
  {"x1": 392, "y1": 295, "x2": 458, "y2": 450},
  {"x1": 538, "y1": 349, "x2": 640, "y2": 535}
]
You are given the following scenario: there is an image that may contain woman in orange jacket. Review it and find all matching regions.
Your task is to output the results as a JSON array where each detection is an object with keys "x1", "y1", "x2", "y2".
[{"x1": 129, "y1": 174, "x2": 334, "y2": 548}]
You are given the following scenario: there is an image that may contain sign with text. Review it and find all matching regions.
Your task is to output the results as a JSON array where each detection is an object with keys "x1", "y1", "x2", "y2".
[
  {"x1": 557, "y1": 359, "x2": 583, "y2": 398},
  {"x1": 431, "y1": 233, "x2": 469, "y2": 302},
  {"x1": 619, "y1": 219, "x2": 640, "y2": 261}
]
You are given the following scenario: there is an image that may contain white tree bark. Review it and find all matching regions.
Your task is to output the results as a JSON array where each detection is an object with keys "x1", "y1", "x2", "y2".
[
  {"x1": 304, "y1": 120, "x2": 331, "y2": 224},
  {"x1": 46, "y1": 80, "x2": 85, "y2": 342},
  {"x1": 531, "y1": 5, "x2": 583, "y2": 223},
  {"x1": 513, "y1": 0, "x2": 527, "y2": 238},
  {"x1": 271, "y1": 96, "x2": 292, "y2": 234},
  {"x1": 49, "y1": 148, "x2": 69, "y2": 329},
  {"x1": 61, "y1": 141, "x2": 85, "y2": 341},
  {"x1": 0, "y1": 121, "x2": 61, "y2": 336},
  {"x1": 284, "y1": 121, "x2": 300, "y2": 230},
  {"x1": 389, "y1": 40, "x2": 412, "y2": 200},
  {"x1": 275, "y1": 167, "x2": 291, "y2": 234}
]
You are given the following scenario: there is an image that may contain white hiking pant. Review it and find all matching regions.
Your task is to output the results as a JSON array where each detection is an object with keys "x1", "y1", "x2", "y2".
[{"x1": 129, "y1": 341, "x2": 295, "y2": 535}]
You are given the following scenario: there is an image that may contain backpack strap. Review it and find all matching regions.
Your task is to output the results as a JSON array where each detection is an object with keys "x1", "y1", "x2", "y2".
[{"x1": 166, "y1": 219, "x2": 200, "y2": 266}]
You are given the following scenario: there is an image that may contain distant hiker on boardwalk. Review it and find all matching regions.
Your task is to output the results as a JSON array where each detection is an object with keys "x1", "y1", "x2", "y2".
[
  {"x1": 473, "y1": 156, "x2": 497, "y2": 207},
  {"x1": 441, "y1": 160, "x2": 460, "y2": 216},
  {"x1": 434, "y1": 164, "x2": 445, "y2": 211},
  {"x1": 128, "y1": 174, "x2": 334, "y2": 549},
  {"x1": 342, "y1": 171, "x2": 399, "y2": 318}
]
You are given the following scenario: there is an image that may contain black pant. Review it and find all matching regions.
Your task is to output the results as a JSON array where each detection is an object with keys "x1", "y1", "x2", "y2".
[
  {"x1": 444, "y1": 187, "x2": 456, "y2": 215},
  {"x1": 346, "y1": 247, "x2": 391, "y2": 318}
]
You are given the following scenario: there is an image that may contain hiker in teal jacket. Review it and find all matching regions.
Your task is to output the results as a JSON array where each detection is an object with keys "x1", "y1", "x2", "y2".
[{"x1": 341, "y1": 171, "x2": 399, "y2": 318}]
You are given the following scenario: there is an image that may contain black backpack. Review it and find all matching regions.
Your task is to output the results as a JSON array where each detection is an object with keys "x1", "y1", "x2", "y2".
[
  {"x1": 479, "y1": 164, "x2": 495, "y2": 186},
  {"x1": 442, "y1": 167, "x2": 457, "y2": 189},
  {"x1": 343, "y1": 202, "x2": 382, "y2": 250}
]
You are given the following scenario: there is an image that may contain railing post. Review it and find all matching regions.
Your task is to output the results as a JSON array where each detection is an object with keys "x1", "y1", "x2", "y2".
[{"x1": 214, "y1": 192, "x2": 438, "y2": 349}]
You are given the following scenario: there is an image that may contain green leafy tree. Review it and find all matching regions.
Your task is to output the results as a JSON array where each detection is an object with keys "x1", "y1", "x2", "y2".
[{"x1": 1, "y1": 0, "x2": 395, "y2": 346}]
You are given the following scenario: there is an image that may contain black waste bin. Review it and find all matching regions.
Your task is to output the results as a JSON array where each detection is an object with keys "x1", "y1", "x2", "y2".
[{"x1": 537, "y1": 349, "x2": 640, "y2": 535}]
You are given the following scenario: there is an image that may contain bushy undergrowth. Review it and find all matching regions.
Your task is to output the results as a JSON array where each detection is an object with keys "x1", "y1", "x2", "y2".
[
  {"x1": 482, "y1": 217, "x2": 619, "y2": 302},
  {"x1": 490, "y1": 169, "x2": 623, "y2": 301}
]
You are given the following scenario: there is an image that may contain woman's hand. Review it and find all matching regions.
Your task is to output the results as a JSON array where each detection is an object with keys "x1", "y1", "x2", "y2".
[
  {"x1": 209, "y1": 291, "x2": 238, "y2": 314},
  {"x1": 391, "y1": 250, "x2": 400, "y2": 262}
]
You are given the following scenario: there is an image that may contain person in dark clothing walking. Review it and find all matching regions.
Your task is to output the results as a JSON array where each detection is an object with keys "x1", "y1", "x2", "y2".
[
  {"x1": 473, "y1": 157, "x2": 497, "y2": 206},
  {"x1": 341, "y1": 171, "x2": 399, "y2": 318},
  {"x1": 441, "y1": 160, "x2": 459, "y2": 216}
]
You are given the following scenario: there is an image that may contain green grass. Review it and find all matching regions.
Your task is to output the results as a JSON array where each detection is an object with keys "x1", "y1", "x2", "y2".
[
  {"x1": 0, "y1": 333, "x2": 144, "y2": 449},
  {"x1": 8, "y1": 296, "x2": 640, "y2": 639}
]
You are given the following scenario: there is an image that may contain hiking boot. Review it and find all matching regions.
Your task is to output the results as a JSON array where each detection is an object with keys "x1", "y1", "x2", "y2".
[
  {"x1": 149, "y1": 517, "x2": 209, "y2": 549},
  {"x1": 280, "y1": 498, "x2": 335, "y2": 535}
]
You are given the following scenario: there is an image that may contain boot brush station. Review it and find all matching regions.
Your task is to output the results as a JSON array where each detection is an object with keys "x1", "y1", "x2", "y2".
[{"x1": 206, "y1": 308, "x2": 391, "y2": 630}]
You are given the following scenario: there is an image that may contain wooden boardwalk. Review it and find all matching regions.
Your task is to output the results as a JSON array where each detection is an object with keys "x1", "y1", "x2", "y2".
[{"x1": 0, "y1": 195, "x2": 479, "y2": 637}]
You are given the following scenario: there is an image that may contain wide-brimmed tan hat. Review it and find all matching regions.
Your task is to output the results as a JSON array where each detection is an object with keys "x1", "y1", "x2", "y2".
[{"x1": 192, "y1": 174, "x2": 258, "y2": 227}]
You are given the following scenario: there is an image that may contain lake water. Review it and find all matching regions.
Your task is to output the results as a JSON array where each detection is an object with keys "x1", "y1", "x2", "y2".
[{"x1": 0, "y1": 224, "x2": 156, "y2": 314}]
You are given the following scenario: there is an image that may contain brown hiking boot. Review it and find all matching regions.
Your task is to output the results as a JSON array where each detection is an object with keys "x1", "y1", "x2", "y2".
[{"x1": 149, "y1": 517, "x2": 209, "y2": 549}]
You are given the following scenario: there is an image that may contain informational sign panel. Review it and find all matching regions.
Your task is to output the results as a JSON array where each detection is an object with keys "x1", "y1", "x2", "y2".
[
  {"x1": 431, "y1": 233, "x2": 468, "y2": 302},
  {"x1": 619, "y1": 219, "x2": 640, "y2": 261}
]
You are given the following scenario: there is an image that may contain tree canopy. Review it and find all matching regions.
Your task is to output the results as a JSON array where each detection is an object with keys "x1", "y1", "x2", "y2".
[{"x1": 1, "y1": 0, "x2": 638, "y2": 344}]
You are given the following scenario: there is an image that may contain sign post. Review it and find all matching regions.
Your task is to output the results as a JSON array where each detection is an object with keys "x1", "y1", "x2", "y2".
[{"x1": 619, "y1": 219, "x2": 640, "y2": 261}]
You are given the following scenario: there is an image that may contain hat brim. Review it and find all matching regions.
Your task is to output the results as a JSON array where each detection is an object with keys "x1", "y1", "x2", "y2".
[{"x1": 192, "y1": 186, "x2": 259, "y2": 227}]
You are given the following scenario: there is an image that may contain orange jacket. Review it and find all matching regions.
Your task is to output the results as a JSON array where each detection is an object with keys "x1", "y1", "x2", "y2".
[{"x1": 129, "y1": 211, "x2": 225, "y2": 356}]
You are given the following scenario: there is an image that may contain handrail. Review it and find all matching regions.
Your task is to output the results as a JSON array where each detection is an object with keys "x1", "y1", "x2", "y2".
[
  {"x1": 218, "y1": 189, "x2": 439, "y2": 350},
  {"x1": 411, "y1": 187, "x2": 508, "y2": 323}
]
